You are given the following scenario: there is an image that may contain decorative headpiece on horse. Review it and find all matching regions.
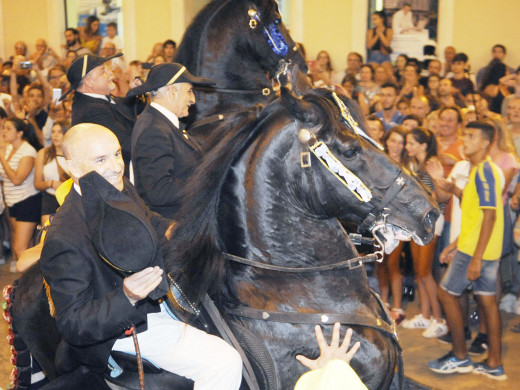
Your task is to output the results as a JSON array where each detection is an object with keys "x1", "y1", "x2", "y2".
[
  {"x1": 298, "y1": 127, "x2": 373, "y2": 203},
  {"x1": 248, "y1": 8, "x2": 289, "y2": 56},
  {"x1": 295, "y1": 91, "x2": 383, "y2": 203}
]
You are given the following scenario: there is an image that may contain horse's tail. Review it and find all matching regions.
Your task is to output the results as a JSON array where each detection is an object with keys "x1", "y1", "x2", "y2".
[
  {"x1": 5, "y1": 264, "x2": 62, "y2": 388},
  {"x1": 3, "y1": 281, "x2": 32, "y2": 389}
]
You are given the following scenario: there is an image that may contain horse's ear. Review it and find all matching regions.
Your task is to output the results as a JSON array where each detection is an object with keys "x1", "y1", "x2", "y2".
[
  {"x1": 281, "y1": 87, "x2": 320, "y2": 125},
  {"x1": 291, "y1": 64, "x2": 312, "y2": 97}
]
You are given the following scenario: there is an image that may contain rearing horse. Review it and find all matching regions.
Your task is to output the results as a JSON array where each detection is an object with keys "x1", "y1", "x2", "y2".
[
  {"x1": 173, "y1": 0, "x2": 306, "y2": 125},
  {"x1": 164, "y1": 74, "x2": 440, "y2": 389}
]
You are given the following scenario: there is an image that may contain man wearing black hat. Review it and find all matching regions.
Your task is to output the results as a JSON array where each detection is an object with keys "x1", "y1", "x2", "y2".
[
  {"x1": 129, "y1": 63, "x2": 214, "y2": 218},
  {"x1": 40, "y1": 123, "x2": 242, "y2": 389},
  {"x1": 62, "y1": 53, "x2": 136, "y2": 177}
]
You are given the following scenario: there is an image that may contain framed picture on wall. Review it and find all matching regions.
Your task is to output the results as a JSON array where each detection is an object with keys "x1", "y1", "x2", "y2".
[
  {"x1": 368, "y1": 0, "x2": 439, "y2": 62},
  {"x1": 64, "y1": 0, "x2": 124, "y2": 53}
]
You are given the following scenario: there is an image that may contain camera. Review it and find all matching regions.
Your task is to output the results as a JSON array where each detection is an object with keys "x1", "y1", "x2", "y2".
[{"x1": 19, "y1": 61, "x2": 33, "y2": 69}]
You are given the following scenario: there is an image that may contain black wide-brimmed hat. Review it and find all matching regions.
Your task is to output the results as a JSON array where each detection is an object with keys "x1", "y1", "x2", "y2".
[
  {"x1": 79, "y1": 171, "x2": 169, "y2": 300},
  {"x1": 126, "y1": 62, "x2": 215, "y2": 97},
  {"x1": 59, "y1": 53, "x2": 123, "y2": 101}
]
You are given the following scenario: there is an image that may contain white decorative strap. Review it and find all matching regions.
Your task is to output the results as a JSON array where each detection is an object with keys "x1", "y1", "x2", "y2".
[{"x1": 310, "y1": 141, "x2": 372, "y2": 202}]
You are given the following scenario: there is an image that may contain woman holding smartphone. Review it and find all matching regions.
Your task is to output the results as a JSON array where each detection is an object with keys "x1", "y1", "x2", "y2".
[{"x1": 34, "y1": 119, "x2": 70, "y2": 225}]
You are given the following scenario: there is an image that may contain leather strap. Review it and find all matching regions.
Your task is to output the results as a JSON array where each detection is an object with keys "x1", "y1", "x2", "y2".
[
  {"x1": 202, "y1": 295, "x2": 261, "y2": 390},
  {"x1": 358, "y1": 171, "x2": 409, "y2": 233},
  {"x1": 227, "y1": 306, "x2": 395, "y2": 335},
  {"x1": 223, "y1": 252, "x2": 378, "y2": 273},
  {"x1": 188, "y1": 113, "x2": 228, "y2": 132},
  {"x1": 194, "y1": 86, "x2": 272, "y2": 95}
]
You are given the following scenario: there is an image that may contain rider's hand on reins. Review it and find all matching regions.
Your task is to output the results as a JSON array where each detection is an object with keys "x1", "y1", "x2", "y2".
[{"x1": 296, "y1": 322, "x2": 360, "y2": 370}]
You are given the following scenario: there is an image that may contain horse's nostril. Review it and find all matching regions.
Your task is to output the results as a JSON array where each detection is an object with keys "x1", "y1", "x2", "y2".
[{"x1": 423, "y1": 210, "x2": 439, "y2": 233}]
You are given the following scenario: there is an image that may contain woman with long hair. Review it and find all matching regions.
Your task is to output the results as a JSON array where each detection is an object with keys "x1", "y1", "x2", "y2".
[
  {"x1": 488, "y1": 119, "x2": 519, "y2": 310},
  {"x1": 312, "y1": 50, "x2": 334, "y2": 86},
  {"x1": 0, "y1": 117, "x2": 42, "y2": 272},
  {"x1": 367, "y1": 11, "x2": 393, "y2": 75},
  {"x1": 399, "y1": 63, "x2": 424, "y2": 100},
  {"x1": 394, "y1": 54, "x2": 409, "y2": 84},
  {"x1": 80, "y1": 15, "x2": 102, "y2": 54},
  {"x1": 378, "y1": 126, "x2": 408, "y2": 323},
  {"x1": 357, "y1": 64, "x2": 381, "y2": 114},
  {"x1": 401, "y1": 127, "x2": 447, "y2": 337},
  {"x1": 34, "y1": 119, "x2": 71, "y2": 224}
]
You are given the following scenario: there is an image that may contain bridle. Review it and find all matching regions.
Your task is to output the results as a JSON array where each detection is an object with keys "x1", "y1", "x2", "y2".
[
  {"x1": 247, "y1": 8, "x2": 300, "y2": 83},
  {"x1": 193, "y1": 6, "x2": 300, "y2": 97},
  {"x1": 297, "y1": 92, "x2": 411, "y2": 245}
]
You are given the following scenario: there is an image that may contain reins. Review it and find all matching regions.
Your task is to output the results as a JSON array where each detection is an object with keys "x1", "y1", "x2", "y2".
[
  {"x1": 194, "y1": 85, "x2": 272, "y2": 96},
  {"x1": 222, "y1": 252, "x2": 379, "y2": 273}
]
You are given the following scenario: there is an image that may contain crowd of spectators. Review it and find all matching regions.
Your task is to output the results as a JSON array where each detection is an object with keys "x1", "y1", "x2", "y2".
[
  {"x1": 0, "y1": 22, "x2": 182, "y2": 273},
  {"x1": 0, "y1": 10, "x2": 519, "y2": 385},
  {"x1": 307, "y1": 36, "x2": 520, "y2": 379}
]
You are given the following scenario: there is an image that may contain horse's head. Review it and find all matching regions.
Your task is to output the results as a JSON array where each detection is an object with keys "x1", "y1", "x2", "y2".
[
  {"x1": 243, "y1": 0, "x2": 307, "y2": 83},
  {"x1": 280, "y1": 74, "x2": 439, "y2": 250}
]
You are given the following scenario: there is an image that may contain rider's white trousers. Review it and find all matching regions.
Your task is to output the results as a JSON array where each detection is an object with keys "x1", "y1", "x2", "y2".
[{"x1": 112, "y1": 304, "x2": 243, "y2": 390}]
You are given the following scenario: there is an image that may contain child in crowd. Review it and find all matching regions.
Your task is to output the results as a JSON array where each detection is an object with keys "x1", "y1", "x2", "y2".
[{"x1": 101, "y1": 22, "x2": 123, "y2": 53}]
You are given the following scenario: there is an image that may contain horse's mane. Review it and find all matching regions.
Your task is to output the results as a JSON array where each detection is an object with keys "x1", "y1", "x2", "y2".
[
  {"x1": 162, "y1": 101, "x2": 277, "y2": 296},
  {"x1": 174, "y1": 0, "x2": 281, "y2": 76},
  {"x1": 288, "y1": 87, "x2": 368, "y2": 142},
  {"x1": 173, "y1": 0, "x2": 225, "y2": 73},
  {"x1": 162, "y1": 88, "x2": 367, "y2": 299},
  {"x1": 174, "y1": 0, "x2": 247, "y2": 75}
]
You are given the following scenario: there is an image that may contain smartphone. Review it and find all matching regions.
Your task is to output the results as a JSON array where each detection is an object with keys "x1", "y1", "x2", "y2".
[
  {"x1": 19, "y1": 61, "x2": 33, "y2": 69},
  {"x1": 141, "y1": 62, "x2": 153, "y2": 69},
  {"x1": 52, "y1": 88, "x2": 62, "y2": 103}
]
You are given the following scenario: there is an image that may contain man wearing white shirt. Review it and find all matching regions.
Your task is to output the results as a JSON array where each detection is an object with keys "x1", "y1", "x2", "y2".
[
  {"x1": 129, "y1": 63, "x2": 215, "y2": 218},
  {"x1": 392, "y1": 3, "x2": 415, "y2": 34}
]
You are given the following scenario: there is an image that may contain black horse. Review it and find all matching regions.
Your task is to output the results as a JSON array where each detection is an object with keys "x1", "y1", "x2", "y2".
[
  {"x1": 173, "y1": 0, "x2": 306, "y2": 126},
  {"x1": 163, "y1": 73, "x2": 440, "y2": 389}
]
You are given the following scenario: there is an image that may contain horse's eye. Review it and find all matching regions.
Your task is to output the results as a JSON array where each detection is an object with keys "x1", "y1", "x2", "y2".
[{"x1": 342, "y1": 147, "x2": 359, "y2": 159}]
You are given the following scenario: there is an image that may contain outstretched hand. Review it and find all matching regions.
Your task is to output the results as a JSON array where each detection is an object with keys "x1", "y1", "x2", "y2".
[{"x1": 296, "y1": 322, "x2": 360, "y2": 371}]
